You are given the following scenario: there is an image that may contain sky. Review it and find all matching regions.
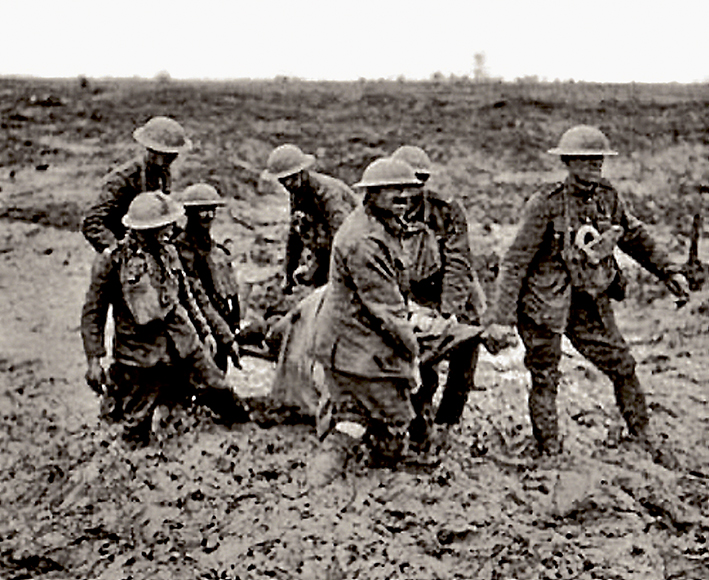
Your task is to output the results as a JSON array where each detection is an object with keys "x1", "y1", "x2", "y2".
[{"x1": 4, "y1": 0, "x2": 709, "y2": 83}]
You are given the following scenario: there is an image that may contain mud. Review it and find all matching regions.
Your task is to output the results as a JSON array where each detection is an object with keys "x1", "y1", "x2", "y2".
[{"x1": 1, "y1": 78, "x2": 709, "y2": 579}]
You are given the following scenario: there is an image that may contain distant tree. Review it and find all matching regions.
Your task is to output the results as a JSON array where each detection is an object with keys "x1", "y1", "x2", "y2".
[
  {"x1": 154, "y1": 70, "x2": 171, "y2": 84},
  {"x1": 431, "y1": 71, "x2": 445, "y2": 84},
  {"x1": 473, "y1": 52, "x2": 488, "y2": 82}
]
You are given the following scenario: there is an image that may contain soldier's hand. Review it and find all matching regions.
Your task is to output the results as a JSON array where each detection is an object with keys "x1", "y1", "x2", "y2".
[
  {"x1": 86, "y1": 357, "x2": 105, "y2": 395},
  {"x1": 205, "y1": 334, "x2": 218, "y2": 358},
  {"x1": 665, "y1": 272, "x2": 690, "y2": 306},
  {"x1": 229, "y1": 342, "x2": 242, "y2": 370},
  {"x1": 481, "y1": 323, "x2": 518, "y2": 355}
]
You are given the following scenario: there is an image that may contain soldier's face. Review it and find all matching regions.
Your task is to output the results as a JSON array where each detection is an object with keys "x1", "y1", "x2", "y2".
[
  {"x1": 565, "y1": 156, "x2": 604, "y2": 185},
  {"x1": 136, "y1": 224, "x2": 176, "y2": 247},
  {"x1": 146, "y1": 150, "x2": 179, "y2": 169},
  {"x1": 189, "y1": 207, "x2": 216, "y2": 229},
  {"x1": 279, "y1": 170, "x2": 304, "y2": 192},
  {"x1": 373, "y1": 186, "x2": 421, "y2": 220}
]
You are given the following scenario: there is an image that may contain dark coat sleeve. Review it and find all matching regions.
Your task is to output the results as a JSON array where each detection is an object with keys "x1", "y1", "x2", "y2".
[
  {"x1": 81, "y1": 252, "x2": 115, "y2": 359},
  {"x1": 81, "y1": 168, "x2": 138, "y2": 252},
  {"x1": 488, "y1": 192, "x2": 552, "y2": 326},
  {"x1": 615, "y1": 194, "x2": 674, "y2": 279},
  {"x1": 439, "y1": 198, "x2": 476, "y2": 316}
]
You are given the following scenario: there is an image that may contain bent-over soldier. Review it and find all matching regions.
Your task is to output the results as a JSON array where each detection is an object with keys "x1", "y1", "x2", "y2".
[
  {"x1": 264, "y1": 144, "x2": 358, "y2": 292},
  {"x1": 82, "y1": 116, "x2": 192, "y2": 253},
  {"x1": 308, "y1": 158, "x2": 423, "y2": 485}
]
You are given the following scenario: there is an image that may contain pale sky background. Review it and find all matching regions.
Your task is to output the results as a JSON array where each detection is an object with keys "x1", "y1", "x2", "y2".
[{"x1": 3, "y1": 0, "x2": 708, "y2": 83}]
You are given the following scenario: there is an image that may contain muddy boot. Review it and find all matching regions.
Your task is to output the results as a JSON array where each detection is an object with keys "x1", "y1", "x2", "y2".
[
  {"x1": 613, "y1": 373, "x2": 650, "y2": 438},
  {"x1": 633, "y1": 426, "x2": 679, "y2": 470},
  {"x1": 198, "y1": 386, "x2": 250, "y2": 426},
  {"x1": 308, "y1": 426, "x2": 362, "y2": 488},
  {"x1": 367, "y1": 422, "x2": 408, "y2": 469}
]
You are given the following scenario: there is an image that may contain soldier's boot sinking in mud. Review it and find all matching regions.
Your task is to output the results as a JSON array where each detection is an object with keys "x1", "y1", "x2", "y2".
[
  {"x1": 308, "y1": 422, "x2": 365, "y2": 488},
  {"x1": 613, "y1": 373, "x2": 679, "y2": 470},
  {"x1": 186, "y1": 346, "x2": 250, "y2": 426}
]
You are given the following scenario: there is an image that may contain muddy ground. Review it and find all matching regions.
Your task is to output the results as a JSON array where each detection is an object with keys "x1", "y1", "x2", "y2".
[{"x1": 1, "y1": 77, "x2": 709, "y2": 579}]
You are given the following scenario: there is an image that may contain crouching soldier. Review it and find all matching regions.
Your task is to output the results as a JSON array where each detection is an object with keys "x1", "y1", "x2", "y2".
[
  {"x1": 308, "y1": 158, "x2": 422, "y2": 486},
  {"x1": 484, "y1": 126, "x2": 690, "y2": 463},
  {"x1": 82, "y1": 191, "x2": 248, "y2": 446},
  {"x1": 173, "y1": 183, "x2": 241, "y2": 371},
  {"x1": 390, "y1": 145, "x2": 489, "y2": 449}
]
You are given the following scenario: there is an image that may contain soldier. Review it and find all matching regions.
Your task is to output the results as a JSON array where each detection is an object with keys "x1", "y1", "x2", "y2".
[
  {"x1": 82, "y1": 116, "x2": 192, "y2": 253},
  {"x1": 82, "y1": 191, "x2": 248, "y2": 446},
  {"x1": 484, "y1": 125, "x2": 690, "y2": 462},
  {"x1": 308, "y1": 158, "x2": 422, "y2": 485},
  {"x1": 263, "y1": 144, "x2": 359, "y2": 293},
  {"x1": 173, "y1": 183, "x2": 241, "y2": 371},
  {"x1": 390, "y1": 145, "x2": 488, "y2": 448}
]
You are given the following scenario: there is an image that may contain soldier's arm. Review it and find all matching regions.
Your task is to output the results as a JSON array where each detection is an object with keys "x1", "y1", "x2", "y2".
[
  {"x1": 346, "y1": 236, "x2": 418, "y2": 360},
  {"x1": 81, "y1": 172, "x2": 133, "y2": 252},
  {"x1": 616, "y1": 194, "x2": 674, "y2": 279},
  {"x1": 439, "y1": 199, "x2": 478, "y2": 317},
  {"x1": 188, "y1": 272, "x2": 235, "y2": 348},
  {"x1": 488, "y1": 193, "x2": 551, "y2": 326},
  {"x1": 81, "y1": 252, "x2": 115, "y2": 360},
  {"x1": 284, "y1": 221, "x2": 304, "y2": 291},
  {"x1": 321, "y1": 184, "x2": 357, "y2": 233}
]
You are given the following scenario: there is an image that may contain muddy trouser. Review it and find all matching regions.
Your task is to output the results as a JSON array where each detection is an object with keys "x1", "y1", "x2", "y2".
[
  {"x1": 165, "y1": 306, "x2": 246, "y2": 423},
  {"x1": 325, "y1": 369, "x2": 415, "y2": 465},
  {"x1": 518, "y1": 291, "x2": 647, "y2": 453},
  {"x1": 109, "y1": 363, "x2": 188, "y2": 445},
  {"x1": 409, "y1": 340, "x2": 480, "y2": 446}
]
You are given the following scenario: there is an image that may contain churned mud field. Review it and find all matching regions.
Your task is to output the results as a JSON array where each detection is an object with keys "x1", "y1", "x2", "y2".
[{"x1": 1, "y1": 77, "x2": 709, "y2": 579}]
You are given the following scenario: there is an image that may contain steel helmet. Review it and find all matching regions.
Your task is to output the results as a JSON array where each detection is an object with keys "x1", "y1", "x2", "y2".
[
  {"x1": 265, "y1": 144, "x2": 315, "y2": 179},
  {"x1": 122, "y1": 190, "x2": 185, "y2": 230},
  {"x1": 133, "y1": 116, "x2": 193, "y2": 154},
  {"x1": 547, "y1": 125, "x2": 617, "y2": 156},
  {"x1": 391, "y1": 145, "x2": 432, "y2": 175},
  {"x1": 353, "y1": 158, "x2": 423, "y2": 188},
  {"x1": 173, "y1": 183, "x2": 226, "y2": 207}
]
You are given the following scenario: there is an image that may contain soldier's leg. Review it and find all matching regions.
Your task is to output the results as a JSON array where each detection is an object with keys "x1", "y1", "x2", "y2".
[
  {"x1": 112, "y1": 363, "x2": 161, "y2": 446},
  {"x1": 408, "y1": 363, "x2": 439, "y2": 449},
  {"x1": 518, "y1": 314, "x2": 563, "y2": 454},
  {"x1": 435, "y1": 341, "x2": 480, "y2": 425},
  {"x1": 566, "y1": 293, "x2": 648, "y2": 437},
  {"x1": 165, "y1": 305, "x2": 249, "y2": 425},
  {"x1": 363, "y1": 376, "x2": 415, "y2": 467}
]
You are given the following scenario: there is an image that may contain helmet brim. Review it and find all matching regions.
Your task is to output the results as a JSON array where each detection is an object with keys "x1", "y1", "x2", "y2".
[
  {"x1": 122, "y1": 209, "x2": 184, "y2": 230},
  {"x1": 133, "y1": 127, "x2": 193, "y2": 154},
  {"x1": 182, "y1": 199, "x2": 226, "y2": 207},
  {"x1": 353, "y1": 178, "x2": 423, "y2": 188},
  {"x1": 263, "y1": 155, "x2": 315, "y2": 180},
  {"x1": 547, "y1": 148, "x2": 618, "y2": 156}
]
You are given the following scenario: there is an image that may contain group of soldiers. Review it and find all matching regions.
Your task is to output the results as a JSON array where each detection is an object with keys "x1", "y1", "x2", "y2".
[{"x1": 80, "y1": 116, "x2": 691, "y2": 481}]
